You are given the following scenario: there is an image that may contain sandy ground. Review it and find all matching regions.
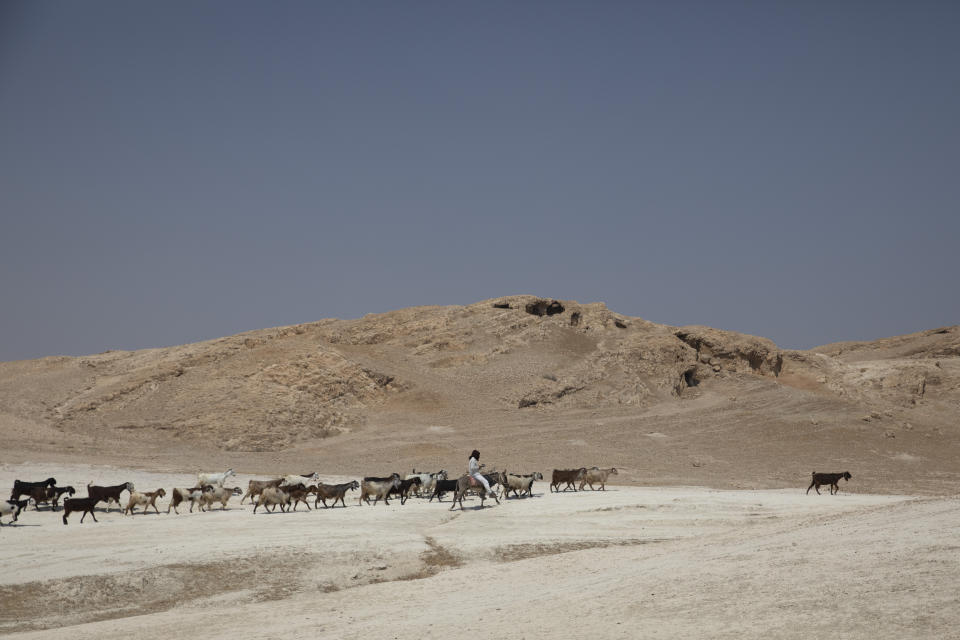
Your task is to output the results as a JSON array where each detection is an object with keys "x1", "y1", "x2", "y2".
[{"x1": 2, "y1": 463, "x2": 959, "y2": 639}]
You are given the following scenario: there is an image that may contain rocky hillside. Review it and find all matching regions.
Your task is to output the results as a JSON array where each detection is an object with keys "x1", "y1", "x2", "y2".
[{"x1": 2, "y1": 296, "x2": 958, "y2": 493}]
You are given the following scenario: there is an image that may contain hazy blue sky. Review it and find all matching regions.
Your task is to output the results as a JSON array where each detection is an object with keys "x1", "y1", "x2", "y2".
[{"x1": 2, "y1": 1, "x2": 958, "y2": 361}]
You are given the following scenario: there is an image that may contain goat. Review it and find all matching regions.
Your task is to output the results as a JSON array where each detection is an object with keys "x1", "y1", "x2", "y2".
[
  {"x1": 10, "y1": 477, "x2": 56, "y2": 501},
  {"x1": 428, "y1": 478, "x2": 459, "y2": 503},
  {"x1": 388, "y1": 477, "x2": 421, "y2": 505},
  {"x1": 197, "y1": 469, "x2": 236, "y2": 487},
  {"x1": 579, "y1": 467, "x2": 618, "y2": 491},
  {"x1": 423, "y1": 470, "x2": 448, "y2": 497},
  {"x1": 0, "y1": 499, "x2": 29, "y2": 525},
  {"x1": 484, "y1": 471, "x2": 507, "y2": 494},
  {"x1": 29, "y1": 485, "x2": 77, "y2": 511},
  {"x1": 358, "y1": 474, "x2": 401, "y2": 506},
  {"x1": 87, "y1": 482, "x2": 134, "y2": 511},
  {"x1": 62, "y1": 497, "x2": 101, "y2": 524},
  {"x1": 124, "y1": 488, "x2": 167, "y2": 515},
  {"x1": 254, "y1": 486, "x2": 290, "y2": 513},
  {"x1": 0, "y1": 500, "x2": 17, "y2": 525},
  {"x1": 550, "y1": 468, "x2": 587, "y2": 492},
  {"x1": 167, "y1": 486, "x2": 212, "y2": 514},
  {"x1": 241, "y1": 478, "x2": 285, "y2": 504},
  {"x1": 281, "y1": 473, "x2": 319, "y2": 488},
  {"x1": 24, "y1": 485, "x2": 55, "y2": 510},
  {"x1": 312, "y1": 481, "x2": 359, "y2": 508},
  {"x1": 807, "y1": 471, "x2": 852, "y2": 495},
  {"x1": 48, "y1": 486, "x2": 77, "y2": 510},
  {"x1": 406, "y1": 469, "x2": 447, "y2": 497},
  {"x1": 283, "y1": 484, "x2": 312, "y2": 511},
  {"x1": 197, "y1": 486, "x2": 243, "y2": 511},
  {"x1": 501, "y1": 472, "x2": 543, "y2": 499}
]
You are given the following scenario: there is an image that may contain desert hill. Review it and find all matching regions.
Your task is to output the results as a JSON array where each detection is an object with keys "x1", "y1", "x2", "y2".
[{"x1": 2, "y1": 296, "x2": 958, "y2": 494}]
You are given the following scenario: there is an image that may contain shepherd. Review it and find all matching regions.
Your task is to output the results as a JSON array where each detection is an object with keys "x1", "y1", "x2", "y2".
[{"x1": 468, "y1": 449, "x2": 491, "y2": 494}]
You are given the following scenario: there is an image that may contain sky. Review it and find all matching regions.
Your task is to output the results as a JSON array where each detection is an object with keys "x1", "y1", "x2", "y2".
[{"x1": 1, "y1": 1, "x2": 958, "y2": 361}]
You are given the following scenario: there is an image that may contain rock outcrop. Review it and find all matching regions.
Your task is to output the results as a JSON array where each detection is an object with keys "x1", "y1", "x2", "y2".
[{"x1": 1, "y1": 296, "x2": 957, "y2": 456}]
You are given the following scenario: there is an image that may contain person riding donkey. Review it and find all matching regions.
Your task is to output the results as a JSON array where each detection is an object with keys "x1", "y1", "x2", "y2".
[
  {"x1": 450, "y1": 449, "x2": 501, "y2": 510},
  {"x1": 468, "y1": 449, "x2": 490, "y2": 493}
]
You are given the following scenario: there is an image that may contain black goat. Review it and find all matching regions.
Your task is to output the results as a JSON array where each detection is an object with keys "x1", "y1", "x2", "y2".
[
  {"x1": 806, "y1": 471, "x2": 852, "y2": 495},
  {"x1": 10, "y1": 477, "x2": 56, "y2": 501},
  {"x1": 429, "y1": 478, "x2": 458, "y2": 503},
  {"x1": 62, "y1": 497, "x2": 102, "y2": 524}
]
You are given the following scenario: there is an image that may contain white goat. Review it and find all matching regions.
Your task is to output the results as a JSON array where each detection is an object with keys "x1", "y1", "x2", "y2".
[
  {"x1": 198, "y1": 486, "x2": 243, "y2": 511},
  {"x1": 405, "y1": 469, "x2": 447, "y2": 497},
  {"x1": 197, "y1": 469, "x2": 236, "y2": 487},
  {"x1": 579, "y1": 467, "x2": 618, "y2": 491},
  {"x1": 167, "y1": 487, "x2": 210, "y2": 514},
  {"x1": 253, "y1": 487, "x2": 290, "y2": 513},
  {"x1": 281, "y1": 472, "x2": 319, "y2": 487},
  {"x1": 0, "y1": 499, "x2": 27, "y2": 525},
  {"x1": 501, "y1": 472, "x2": 543, "y2": 499}
]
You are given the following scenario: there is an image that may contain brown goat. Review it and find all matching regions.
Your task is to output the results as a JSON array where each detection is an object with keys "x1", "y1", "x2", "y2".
[
  {"x1": 24, "y1": 485, "x2": 55, "y2": 510},
  {"x1": 312, "y1": 481, "x2": 359, "y2": 508},
  {"x1": 284, "y1": 484, "x2": 312, "y2": 511},
  {"x1": 28, "y1": 485, "x2": 77, "y2": 511},
  {"x1": 124, "y1": 489, "x2": 167, "y2": 515},
  {"x1": 550, "y1": 468, "x2": 587, "y2": 492}
]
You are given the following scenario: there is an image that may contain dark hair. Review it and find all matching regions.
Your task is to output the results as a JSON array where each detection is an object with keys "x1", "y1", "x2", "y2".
[{"x1": 470, "y1": 450, "x2": 480, "y2": 460}]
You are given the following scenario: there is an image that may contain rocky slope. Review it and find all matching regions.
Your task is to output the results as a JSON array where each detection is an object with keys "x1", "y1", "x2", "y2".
[{"x1": 2, "y1": 296, "x2": 958, "y2": 493}]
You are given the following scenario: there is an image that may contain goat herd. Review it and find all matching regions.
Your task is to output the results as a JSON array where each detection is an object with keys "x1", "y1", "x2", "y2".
[{"x1": 0, "y1": 465, "x2": 625, "y2": 527}]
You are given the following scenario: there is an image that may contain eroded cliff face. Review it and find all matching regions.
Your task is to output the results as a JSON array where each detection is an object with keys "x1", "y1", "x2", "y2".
[
  {"x1": 1, "y1": 296, "x2": 957, "y2": 456},
  {"x1": 778, "y1": 327, "x2": 960, "y2": 412}
]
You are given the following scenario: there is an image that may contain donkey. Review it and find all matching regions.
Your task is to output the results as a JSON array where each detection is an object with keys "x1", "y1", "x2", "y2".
[{"x1": 449, "y1": 471, "x2": 505, "y2": 511}]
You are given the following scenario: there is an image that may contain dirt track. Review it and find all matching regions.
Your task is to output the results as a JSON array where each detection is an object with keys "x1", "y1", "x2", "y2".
[{"x1": 2, "y1": 463, "x2": 958, "y2": 639}]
